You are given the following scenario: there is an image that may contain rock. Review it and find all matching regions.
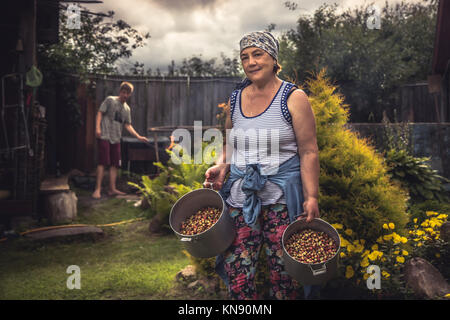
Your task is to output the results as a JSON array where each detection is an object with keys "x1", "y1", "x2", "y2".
[
  {"x1": 24, "y1": 226, "x2": 104, "y2": 240},
  {"x1": 43, "y1": 191, "x2": 77, "y2": 224},
  {"x1": 403, "y1": 257, "x2": 450, "y2": 299},
  {"x1": 186, "y1": 277, "x2": 221, "y2": 295},
  {"x1": 187, "y1": 280, "x2": 201, "y2": 290},
  {"x1": 440, "y1": 221, "x2": 450, "y2": 242},
  {"x1": 176, "y1": 265, "x2": 197, "y2": 283},
  {"x1": 198, "y1": 278, "x2": 219, "y2": 295}
]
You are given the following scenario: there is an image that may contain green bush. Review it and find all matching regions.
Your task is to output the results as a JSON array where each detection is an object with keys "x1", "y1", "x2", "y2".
[
  {"x1": 384, "y1": 148, "x2": 449, "y2": 204},
  {"x1": 303, "y1": 69, "x2": 410, "y2": 244},
  {"x1": 128, "y1": 144, "x2": 213, "y2": 231}
]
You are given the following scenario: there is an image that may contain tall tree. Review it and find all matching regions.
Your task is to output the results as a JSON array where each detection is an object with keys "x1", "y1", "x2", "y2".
[
  {"x1": 38, "y1": 6, "x2": 150, "y2": 78},
  {"x1": 279, "y1": 0, "x2": 438, "y2": 122}
]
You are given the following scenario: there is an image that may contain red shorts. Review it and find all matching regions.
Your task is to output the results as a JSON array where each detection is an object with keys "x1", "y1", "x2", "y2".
[{"x1": 97, "y1": 139, "x2": 121, "y2": 167}]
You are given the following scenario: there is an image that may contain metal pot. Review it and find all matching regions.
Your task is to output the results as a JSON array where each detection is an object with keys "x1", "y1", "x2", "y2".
[
  {"x1": 169, "y1": 188, "x2": 236, "y2": 258},
  {"x1": 282, "y1": 218, "x2": 341, "y2": 285}
]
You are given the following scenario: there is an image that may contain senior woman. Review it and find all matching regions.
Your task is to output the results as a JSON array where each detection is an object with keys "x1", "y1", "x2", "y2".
[{"x1": 203, "y1": 31, "x2": 320, "y2": 300}]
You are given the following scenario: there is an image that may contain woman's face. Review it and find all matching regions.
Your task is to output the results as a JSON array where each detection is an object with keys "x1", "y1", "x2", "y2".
[{"x1": 240, "y1": 47, "x2": 275, "y2": 82}]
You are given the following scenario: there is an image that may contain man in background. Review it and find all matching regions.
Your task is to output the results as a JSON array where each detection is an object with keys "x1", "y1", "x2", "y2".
[{"x1": 92, "y1": 82, "x2": 149, "y2": 199}]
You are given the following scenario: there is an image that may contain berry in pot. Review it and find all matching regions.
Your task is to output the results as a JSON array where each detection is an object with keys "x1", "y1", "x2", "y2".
[
  {"x1": 180, "y1": 207, "x2": 221, "y2": 235},
  {"x1": 285, "y1": 229, "x2": 338, "y2": 264}
]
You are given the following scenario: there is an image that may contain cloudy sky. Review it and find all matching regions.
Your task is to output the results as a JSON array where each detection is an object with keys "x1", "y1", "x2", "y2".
[{"x1": 83, "y1": 0, "x2": 425, "y2": 73}]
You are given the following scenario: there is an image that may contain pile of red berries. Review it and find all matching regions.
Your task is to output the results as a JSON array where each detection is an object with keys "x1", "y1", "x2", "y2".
[
  {"x1": 285, "y1": 229, "x2": 338, "y2": 264},
  {"x1": 180, "y1": 207, "x2": 221, "y2": 235}
]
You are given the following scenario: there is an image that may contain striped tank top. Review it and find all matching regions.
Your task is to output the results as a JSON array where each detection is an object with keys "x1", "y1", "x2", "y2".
[{"x1": 226, "y1": 80, "x2": 300, "y2": 207}]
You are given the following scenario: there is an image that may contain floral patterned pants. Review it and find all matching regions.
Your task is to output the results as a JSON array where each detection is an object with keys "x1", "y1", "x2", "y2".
[{"x1": 223, "y1": 203, "x2": 301, "y2": 300}]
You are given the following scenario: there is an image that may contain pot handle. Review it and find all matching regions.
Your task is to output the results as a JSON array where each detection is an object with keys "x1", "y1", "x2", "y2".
[
  {"x1": 309, "y1": 263, "x2": 327, "y2": 276},
  {"x1": 203, "y1": 181, "x2": 213, "y2": 189}
]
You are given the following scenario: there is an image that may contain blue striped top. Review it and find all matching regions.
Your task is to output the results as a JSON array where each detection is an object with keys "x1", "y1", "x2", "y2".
[{"x1": 226, "y1": 80, "x2": 300, "y2": 207}]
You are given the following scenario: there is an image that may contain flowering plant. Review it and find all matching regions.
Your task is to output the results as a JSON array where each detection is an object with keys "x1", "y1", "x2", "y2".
[{"x1": 333, "y1": 210, "x2": 448, "y2": 298}]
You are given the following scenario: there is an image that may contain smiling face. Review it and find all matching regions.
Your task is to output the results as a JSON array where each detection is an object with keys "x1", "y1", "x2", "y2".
[{"x1": 240, "y1": 47, "x2": 276, "y2": 83}]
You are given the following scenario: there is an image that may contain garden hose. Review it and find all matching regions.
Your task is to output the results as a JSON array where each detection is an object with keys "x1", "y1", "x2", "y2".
[{"x1": 0, "y1": 217, "x2": 145, "y2": 243}]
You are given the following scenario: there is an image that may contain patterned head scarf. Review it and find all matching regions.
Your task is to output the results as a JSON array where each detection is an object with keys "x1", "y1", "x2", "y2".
[{"x1": 239, "y1": 31, "x2": 279, "y2": 61}]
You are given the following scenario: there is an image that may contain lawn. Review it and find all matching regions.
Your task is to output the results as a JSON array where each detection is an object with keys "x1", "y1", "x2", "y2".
[{"x1": 0, "y1": 194, "x2": 198, "y2": 300}]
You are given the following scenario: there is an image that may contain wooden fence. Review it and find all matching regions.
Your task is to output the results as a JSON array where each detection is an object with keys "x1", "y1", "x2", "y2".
[
  {"x1": 397, "y1": 82, "x2": 449, "y2": 123},
  {"x1": 94, "y1": 76, "x2": 242, "y2": 136}
]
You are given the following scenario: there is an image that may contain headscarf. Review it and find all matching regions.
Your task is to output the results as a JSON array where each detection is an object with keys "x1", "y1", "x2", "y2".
[{"x1": 239, "y1": 31, "x2": 279, "y2": 61}]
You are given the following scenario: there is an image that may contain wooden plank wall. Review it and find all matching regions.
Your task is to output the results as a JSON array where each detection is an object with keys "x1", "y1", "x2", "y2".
[
  {"x1": 94, "y1": 77, "x2": 241, "y2": 137},
  {"x1": 398, "y1": 83, "x2": 448, "y2": 122}
]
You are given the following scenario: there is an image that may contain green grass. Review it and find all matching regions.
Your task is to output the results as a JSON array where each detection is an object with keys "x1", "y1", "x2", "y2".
[
  {"x1": 0, "y1": 197, "x2": 191, "y2": 300},
  {"x1": 76, "y1": 197, "x2": 146, "y2": 225}
]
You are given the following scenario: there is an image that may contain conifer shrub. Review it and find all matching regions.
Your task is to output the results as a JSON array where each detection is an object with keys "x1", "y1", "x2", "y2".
[{"x1": 300, "y1": 69, "x2": 409, "y2": 244}]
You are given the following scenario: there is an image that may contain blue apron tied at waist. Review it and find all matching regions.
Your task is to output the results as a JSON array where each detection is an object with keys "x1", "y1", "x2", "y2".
[
  {"x1": 216, "y1": 154, "x2": 305, "y2": 287},
  {"x1": 241, "y1": 163, "x2": 267, "y2": 227},
  {"x1": 219, "y1": 154, "x2": 305, "y2": 228}
]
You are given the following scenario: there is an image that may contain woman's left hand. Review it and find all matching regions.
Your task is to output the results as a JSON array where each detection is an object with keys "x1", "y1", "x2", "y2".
[{"x1": 303, "y1": 197, "x2": 320, "y2": 223}]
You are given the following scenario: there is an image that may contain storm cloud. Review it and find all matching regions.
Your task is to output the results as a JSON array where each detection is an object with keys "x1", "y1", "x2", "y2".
[
  {"x1": 84, "y1": 0, "x2": 425, "y2": 73},
  {"x1": 151, "y1": 0, "x2": 227, "y2": 10}
]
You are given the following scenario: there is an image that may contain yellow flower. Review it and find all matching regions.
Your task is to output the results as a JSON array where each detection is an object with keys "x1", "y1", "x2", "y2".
[
  {"x1": 444, "y1": 293, "x2": 450, "y2": 299},
  {"x1": 354, "y1": 243, "x2": 364, "y2": 253},
  {"x1": 340, "y1": 252, "x2": 346, "y2": 258},
  {"x1": 347, "y1": 244, "x2": 356, "y2": 253},
  {"x1": 417, "y1": 242, "x2": 423, "y2": 247},
  {"x1": 376, "y1": 236, "x2": 384, "y2": 244},
  {"x1": 345, "y1": 229, "x2": 353, "y2": 236},
  {"x1": 383, "y1": 234, "x2": 393, "y2": 241},
  {"x1": 361, "y1": 250, "x2": 370, "y2": 258},
  {"x1": 402, "y1": 250, "x2": 409, "y2": 256},
  {"x1": 435, "y1": 253, "x2": 441, "y2": 258},
  {"x1": 400, "y1": 236, "x2": 408, "y2": 244},
  {"x1": 382, "y1": 271, "x2": 391, "y2": 279},
  {"x1": 368, "y1": 251, "x2": 383, "y2": 261},
  {"x1": 393, "y1": 250, "x2": 400, "y2": 255},
  {"x1": 388, "y1": 223, "x2": 395, "y2": 230},
  {"x1": 371, "y1": 244, "x2": 378, "y2": 251},
  {"x1": 437, "y1": 214, "x2": 448, "y2": 220},
  {"x1": 396, "y1": 256, "x2": 405, "y2": 263},
  {"x1": 332, "y1": 223, "x2": 343, "y2": 230},
  {"x1": 340, "y1": 237, "x2": 350, "y2": 248},
  {"x1": 363, "y1": 273, "x2": 370, "y2": 280},
  {"x1": 426, "y1": 211, "x2": 438, "y2": 217},
  {"x1": 360, "y1": 257, "x2": 369, "y2": 267},
  {"x1": 382, "y1": 223, "x2": 389, "y2": 230},
  {"x1": 413, "y1": 218, "x2": 418, "y2": 223},
  {"x1": 345, "y1": 266, "x2": 355, "y2": 279}
]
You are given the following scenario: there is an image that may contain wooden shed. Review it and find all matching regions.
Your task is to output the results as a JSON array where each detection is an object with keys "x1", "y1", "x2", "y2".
[{"x1": 429, "y1": 0, "x2": 450, "y2": 122}]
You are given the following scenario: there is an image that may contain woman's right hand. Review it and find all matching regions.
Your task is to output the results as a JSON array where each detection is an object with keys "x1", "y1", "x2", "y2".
[
  {"x1": 203, "y1": 164, "x2": 229, "y2": 191},
  {"x1": 96, "y1": 128, "x2": 101, "y2": 138}
]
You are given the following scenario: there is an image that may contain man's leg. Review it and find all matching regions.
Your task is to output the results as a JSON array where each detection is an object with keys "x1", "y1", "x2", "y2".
[
  {"x1": 109, "y1": 165, "x2": 125, "y2": 195},
  {"x1": 108, "y1": 142, "x2": 125, "y2": 195},
  {"x1": 92, "y1": 165, "x2": 105, "y2": 199},
  {"x1": 92, "y1": 139, "x2": 110, "y2": 199}
]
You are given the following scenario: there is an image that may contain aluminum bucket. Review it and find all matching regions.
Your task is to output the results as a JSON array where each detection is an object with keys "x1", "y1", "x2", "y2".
[
  {"x1": 169, "y1": 188, "x2": 236, "y2": 258},
  {"x1": 282, "y1": 218, "x2": 341, "y2": 285}
]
